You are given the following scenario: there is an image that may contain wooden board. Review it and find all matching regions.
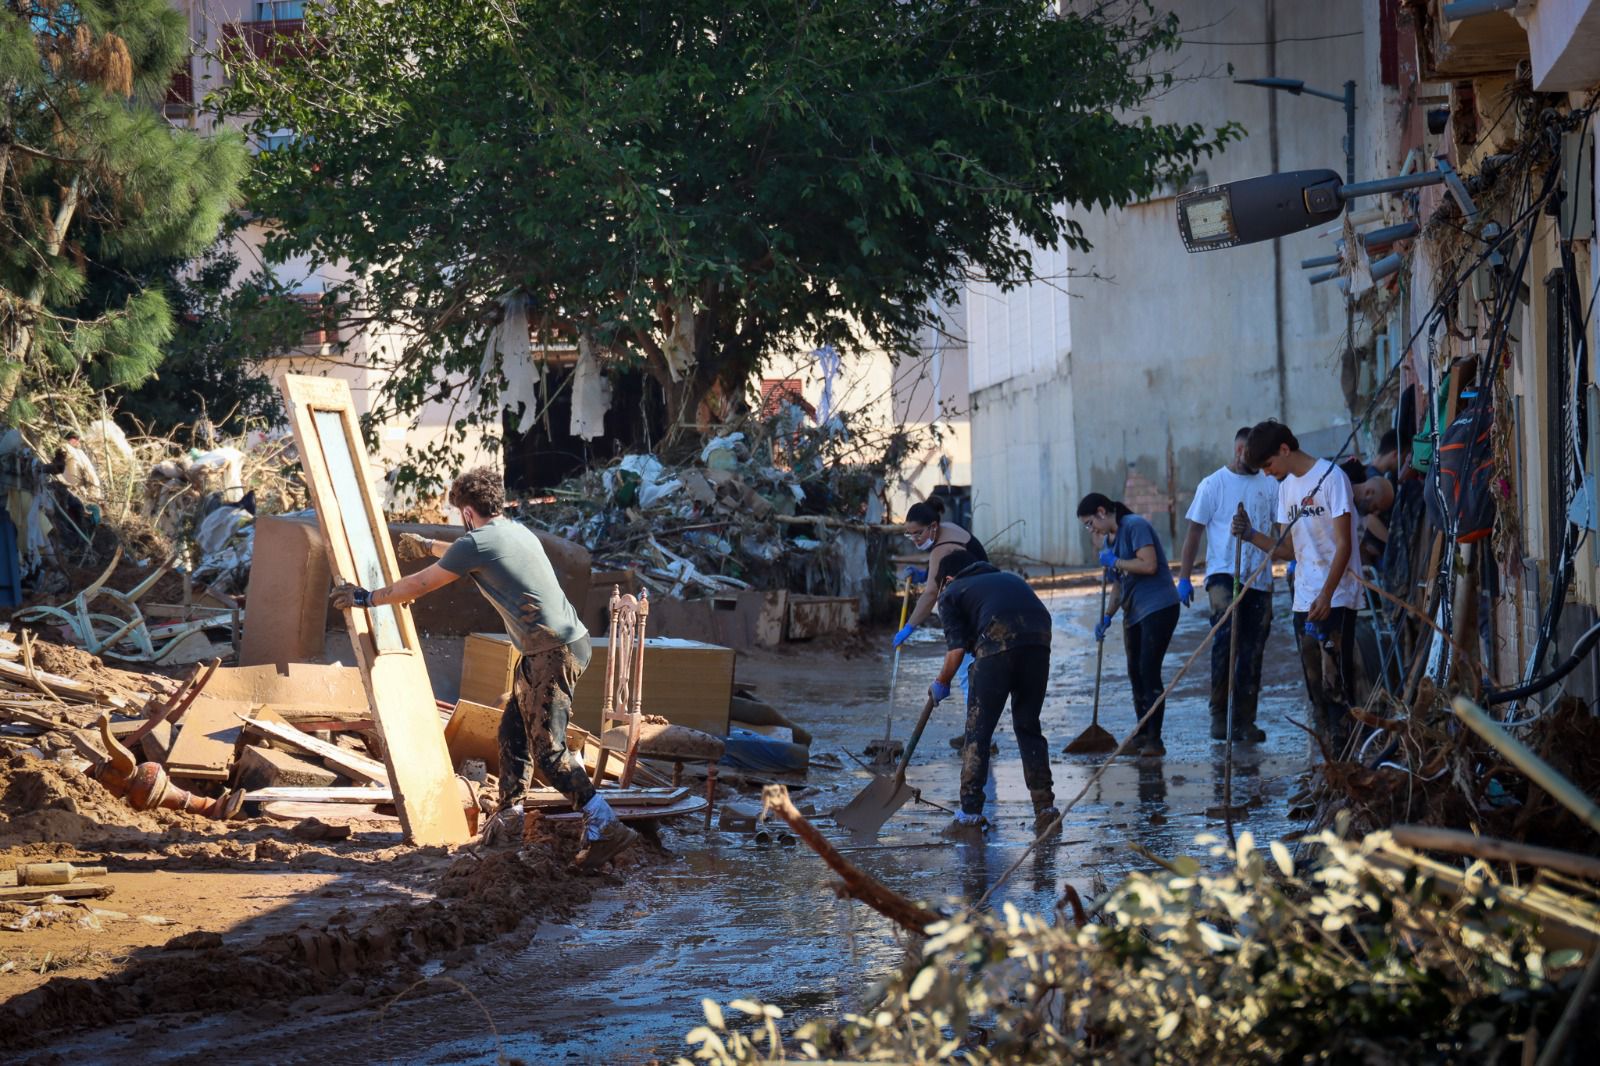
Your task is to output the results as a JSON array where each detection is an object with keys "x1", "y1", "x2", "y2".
[
  {"x1": 165, "y1": 697, "x2": 253, "y2": 780},
  {"x1": 246, "y1": 785, "x2": 395, "y2": 803},
  {"x1": 460, "y1": 633, "x2": 734, "y2": 737},
  {"x1": 240, "y1": 713, "x2": 390, "y2": 785},
  {"x1": 238, "y1": 515, "x2": 331, "y2": 666},
  {"x1": 444, "y1": 698, "x2": 503, "y2": 774},
  {"x1": 280, "y1": 374, "x2": 469, "y2": 845},
  {"x1": 0, "y1": 882, "x2": 113, "y2": 902},
  {"x1": 264, "y1": 794, "x2": 707, "y2": 826},
  {"x1": 202, "y1": 663, "x2": 367, "y2": 715}
]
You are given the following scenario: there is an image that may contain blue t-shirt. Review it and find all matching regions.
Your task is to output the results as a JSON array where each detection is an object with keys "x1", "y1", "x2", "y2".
[{"x1": 1113, "y1": 514, "x2": 1179, "y2": 626}]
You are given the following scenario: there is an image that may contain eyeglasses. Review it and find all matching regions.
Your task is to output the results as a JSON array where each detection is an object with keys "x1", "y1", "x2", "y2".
[
  {"x1": 906, "y1": 526, "x2": 928, "y2": 540},
  {"x1": 1080, "y1": 519, "x2": 1097, "y2": 531}
]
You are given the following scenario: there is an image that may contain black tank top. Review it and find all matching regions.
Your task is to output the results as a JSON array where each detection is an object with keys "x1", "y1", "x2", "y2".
[{"x1": 936, "y1": 533, "x2": 988, "y2": 563}]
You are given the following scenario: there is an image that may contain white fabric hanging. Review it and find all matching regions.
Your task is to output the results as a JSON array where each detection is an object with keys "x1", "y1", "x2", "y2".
[{"x1": 571, "y1": 334, "x2": 613, "y2": 441}]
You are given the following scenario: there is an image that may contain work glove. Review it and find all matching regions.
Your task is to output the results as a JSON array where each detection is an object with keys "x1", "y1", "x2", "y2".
[
  {"x1": 929, "y1": 680, "x2": 951, "y2": 704},
  {"x1": 331, "y1": 581, "x2": 373, "y2": 610},
  {"x1": 396, "y1": 531, "x2": 433, "y2": 559},
  {"x1": 1177, "y1": 576, "x2": 1193, "y2": 607},
  {"x1": 1229, "y1": 512, "x2": 1255, "y2": 540},
  {"x1": 1093, "y1": 614, "x2": 1112, "y2": 642},
  {"x1": 892, "y1": 622, "x2": 917, "y2": 648},
  {"x1": 902, "y1": 565, "x2": 928, "y2": 584},
  {"x1": 1287, "y1": 560, "x2": 1296, "y2": 580},
  {"x1": 1096, "y1": 546, "x2": 1118, "y2": 569}
]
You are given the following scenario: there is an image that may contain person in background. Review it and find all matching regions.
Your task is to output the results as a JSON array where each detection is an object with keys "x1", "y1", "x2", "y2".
[
  {"x1": 893, "y1": 495, "x2": 988, "y2": 646},
  {"x1": 1077, "y1": 492, "x2": 1180, "y2": 757},
  {"x1": 926, "y1": 549, "x2": 1056, "y2": 838},
  {"x1": 330, "y1": 466, "x2": 637, "y2": 873},
  {"x1": 1177, "y1": 427, "x2": 1277, "y2": 743},
  {"x1": 1232, "y1": 421, "x2": 1363, "y2": 753},
  {"x1": 1366, "y1": 429, "x2": 1401, "y2": 485}
]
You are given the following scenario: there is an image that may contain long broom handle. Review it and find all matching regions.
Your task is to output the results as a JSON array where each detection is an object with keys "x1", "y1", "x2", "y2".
[
  {"x1": 892, "y1": 695, "x2": 939, "y2": 789},
  {"x1": 1224, "y1": 504, "x2": 1245, "y2": 845},
  {"x1": 1090, "y1": 567, "x2": 1108, "y2": 726}
]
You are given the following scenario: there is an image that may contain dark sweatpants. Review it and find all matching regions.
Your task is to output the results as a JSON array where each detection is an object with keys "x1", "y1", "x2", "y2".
[
  {"x1": 498, "y1": 635, "x2": 595, "y2": 811},
  {"x1": 1293, "y1": 607, "x2": 1358, "y2": 750},
  {"x1": 1124, "y1": 604, "x2": 1180, "y2": 742},
  {"x1": 960, "y1": 645, "x2": 1053, "y2": 816},
  {"x1": 1206, "y1": 576, "x2": 1273, "y2": 731}
]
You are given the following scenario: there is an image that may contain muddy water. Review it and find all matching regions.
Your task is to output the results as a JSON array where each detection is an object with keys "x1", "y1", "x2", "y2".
[{"x1": 39, "y1": 582, "x2": 1314, "y2": 1065}]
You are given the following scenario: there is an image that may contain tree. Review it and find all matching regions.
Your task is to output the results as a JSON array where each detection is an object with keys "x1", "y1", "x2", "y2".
[
  {"x1": 227, "y1": 0, "x2": 1234, "y2": 457},
  {"x1": 0, "y1": 0, "x2": 246, "y2": 422}
]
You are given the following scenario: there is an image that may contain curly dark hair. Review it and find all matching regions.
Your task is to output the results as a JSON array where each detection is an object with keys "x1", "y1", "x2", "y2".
[{"x1": 448, "y1": 466, "x2": 505, "y2": 517}]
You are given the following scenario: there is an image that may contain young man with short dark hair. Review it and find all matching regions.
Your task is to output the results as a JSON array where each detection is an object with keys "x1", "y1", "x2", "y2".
[
  {"x1": 1231, "y1": 422, "x2": 1363, "y2": 751},
  {"x1": 330, "y1": 466, "x2": 636, "y2": 872},
  {"x1": 927, "y1": 550, "x2": 1056, "y2": 837},
  {"x1": 1177, "y1": 427, "x2": 1277, "y2": 742}
]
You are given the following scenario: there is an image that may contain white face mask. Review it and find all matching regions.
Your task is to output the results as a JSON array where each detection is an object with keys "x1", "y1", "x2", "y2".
[{"x1": 915, "y1": 536, "x2": 935, "y2": 551}]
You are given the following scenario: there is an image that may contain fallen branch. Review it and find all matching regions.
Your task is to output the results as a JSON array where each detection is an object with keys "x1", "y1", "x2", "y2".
[
  {"x1": 1452, "y1": 697, "x2": 1600, "y2": 838},
  {"x1": 761, "y1": 784, "x2": 937, "y2": 935},
  {"x1": 1390, "y1": 825, "x2": 1600, "y2": 883}
]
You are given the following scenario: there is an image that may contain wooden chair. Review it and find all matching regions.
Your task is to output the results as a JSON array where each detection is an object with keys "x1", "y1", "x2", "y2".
[{"x1": 590, "y1": 587, "x2": 649, "y2": 788}]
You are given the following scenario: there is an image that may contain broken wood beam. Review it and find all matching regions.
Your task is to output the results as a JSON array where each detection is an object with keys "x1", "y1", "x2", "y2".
[
  {"x1": 761, "y1": 784, "x2": 937, "y2": 935},
  {"x1": 1390, "y1": 825, "x2": 1600, "y2": 883},
  {"x1": 1452, "y1": 697, "x2": 1600, "y2": 838},
  {"x1": 240, "y1": 714, "x2": 390, "y2": 785}
]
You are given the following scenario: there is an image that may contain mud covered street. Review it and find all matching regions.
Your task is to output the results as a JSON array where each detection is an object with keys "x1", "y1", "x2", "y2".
[{"x1": 16, "y1": 578, "x2": 1310, "y2": 1065}]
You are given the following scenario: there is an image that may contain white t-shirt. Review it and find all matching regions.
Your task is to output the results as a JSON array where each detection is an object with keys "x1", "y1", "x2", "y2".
[
  {"x1": 1185, "y1": 466, "x2": 1278, "y2": 591},
  {"x1": 1277, "y1": 459, "x2": 1363, "y2": 613}
]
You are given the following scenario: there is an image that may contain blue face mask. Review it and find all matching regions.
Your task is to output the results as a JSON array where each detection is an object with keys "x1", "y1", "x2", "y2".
[{"x1": 915, "y1": 536, "x2": 934, "y2": 551}]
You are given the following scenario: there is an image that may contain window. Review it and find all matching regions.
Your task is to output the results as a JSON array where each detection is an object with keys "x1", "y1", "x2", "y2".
[
  {"x1": 257, "y1": 130, "x2": 298, "y2": 153},
  {"x1": 254, "y1": 1, "x2": 306, "y2": 19}
]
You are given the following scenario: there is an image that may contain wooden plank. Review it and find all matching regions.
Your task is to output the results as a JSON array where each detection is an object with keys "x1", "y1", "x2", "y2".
[
  {"x1": 240, "y1": 713, "x2": 390, "y2": 785},
  {"x1": 0, "y1": 882, "x2": 114, "y2": 902},
  {"x1": 202, "y1": 663, "x2": 367, "y2": 715},
  {"x1": 280, "y1": 374, "x2": 468, "y2": 845},
  {"x1": 165, "y1": 697, "x2": 252, "y2": 779},
  {"x1": 0, "y1": 657, "x2": 122, "y2": 704},
  {"x1": 246, "y1": 785, "x2": 395, "y2": 803}
]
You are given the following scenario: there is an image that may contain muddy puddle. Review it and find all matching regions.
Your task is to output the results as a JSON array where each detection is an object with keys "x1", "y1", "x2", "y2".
[{"x1": 32, "y1": 582, "x2": 1315, "y2": 1065}]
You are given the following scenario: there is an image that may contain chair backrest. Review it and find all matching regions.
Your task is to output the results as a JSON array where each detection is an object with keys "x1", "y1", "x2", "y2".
[{"x1": 599, "y1": 586, "x2": 650, "y2": 731}]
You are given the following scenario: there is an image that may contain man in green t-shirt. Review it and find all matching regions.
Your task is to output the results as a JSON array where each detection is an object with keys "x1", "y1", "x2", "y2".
[{"x1": 330, "y1": 467, "x2": 636, "y2": 873}]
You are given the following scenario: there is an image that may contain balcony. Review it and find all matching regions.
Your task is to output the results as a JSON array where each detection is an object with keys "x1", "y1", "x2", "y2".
[
  {"x1": 1417, "y1": 0, "x2": 1530, "y2": 79},
  {"x1": 1523, "y1": 0, "x2": 1600, "y2": 90},
  {"x1": 221, "y1": 19, "x2": 313, "y2": 68},
  {"x1": 288, "y1": 292, "x2": 336, "y2": 350}
]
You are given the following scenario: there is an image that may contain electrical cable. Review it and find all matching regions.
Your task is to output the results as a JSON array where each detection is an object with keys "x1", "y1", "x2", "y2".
[{"x1": 1487, "y1": 618, "x2": 1600, "y2": 705}]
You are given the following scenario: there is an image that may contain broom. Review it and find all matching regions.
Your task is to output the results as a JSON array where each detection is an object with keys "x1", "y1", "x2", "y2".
[{"x1": 1064, "y1": 562, "x2": 1117, "y2": 755}]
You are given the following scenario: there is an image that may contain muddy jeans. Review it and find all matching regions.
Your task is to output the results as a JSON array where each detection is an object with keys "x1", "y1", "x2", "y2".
[
  {"x1": 498, "y1": 635, "x2": 595, "y2": 811},
  {"x1": 1292, "y1": 607, "x2": 1357, "y2": 749},
  {"x1": 1124, "y1": 604, "x2": 1180, "y2": 742},
  {"x1": 960, "y1": 645, "x2": 1052, "y2": 816},
  {"x1": 1206, "y1": 576, "x2": 1272, "y2": 730}
]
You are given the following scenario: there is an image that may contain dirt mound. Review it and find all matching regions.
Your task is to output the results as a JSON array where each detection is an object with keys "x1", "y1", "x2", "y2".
[
  {"x1": 0, "y1": 754, "x2": 167, "y2": 845},
  {"x1": 0, "y1": 834, "x2": 656, "y2": 1049},
  {"x1": 25, "y1": 639, "x2": 160, "y2": 700}
]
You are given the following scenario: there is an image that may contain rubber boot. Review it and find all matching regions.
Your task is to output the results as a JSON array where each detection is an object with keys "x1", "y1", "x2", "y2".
[{"x1": 1030, "y1": 788, "x2": 1060, "y2": 836}]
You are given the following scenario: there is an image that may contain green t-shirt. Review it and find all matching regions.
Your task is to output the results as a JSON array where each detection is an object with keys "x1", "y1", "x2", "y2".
[{"x1": 439, "y1": 517, "x2": 587, "y2": 654}]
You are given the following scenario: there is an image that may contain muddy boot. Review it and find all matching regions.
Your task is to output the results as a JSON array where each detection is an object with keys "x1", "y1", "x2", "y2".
[
  {"x1": 1230, "y1": 723, "x2": 1267, "y2": 743},
  {"x1": 571, "y1": 821, "x2": 641, "y2": 874},
  {"x1": 1030, "y1": 789, "x2": 1060, "y2": 836},
  {"x1": 1209, "y1": 715, "x2": 1228, "y2": 741},
  {"x1": 480, "y1": 805, "x2": 523, "y2": 847},
  {"x1": 1137, "y1": 736, "x2": 1166, "y2": 759},
  {"x1": 940, "y1": 811, "x2": 989, "y2": 841}
]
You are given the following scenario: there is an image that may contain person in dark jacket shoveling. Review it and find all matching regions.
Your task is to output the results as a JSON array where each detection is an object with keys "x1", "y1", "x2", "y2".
[{"x1": 927, "y1": 550, "x2": 1057, "y2": 839}]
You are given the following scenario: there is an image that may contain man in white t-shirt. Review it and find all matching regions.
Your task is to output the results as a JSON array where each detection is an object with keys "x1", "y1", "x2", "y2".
[
  {"x1": 1231, "y1": 420, "x2": 1363, "y2": 751},
  {"x1": 1178, "y1": 427, "x2": 1278, "y2": 742}
]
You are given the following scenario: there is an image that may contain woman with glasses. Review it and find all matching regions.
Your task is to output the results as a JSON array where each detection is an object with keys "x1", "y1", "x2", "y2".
[
  {"x1": 892, "y1": 496, "x2": 988, "y2": 648},
  {"x1": 1077, "y1": 492, "x2": 1179, "y2": 757}
]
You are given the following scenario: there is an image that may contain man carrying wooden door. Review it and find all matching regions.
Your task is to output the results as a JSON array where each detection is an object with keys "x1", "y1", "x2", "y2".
[{"x1": 330, "y1": 467, "x2": 638, "y2": 873}]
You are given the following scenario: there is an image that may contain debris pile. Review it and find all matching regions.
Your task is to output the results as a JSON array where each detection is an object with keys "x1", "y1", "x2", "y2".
[
  {"x1": 518, "y1": 410, "x2": 921, "y2": 609},
  {"x1": 685, "y1": 823, "x2": 1600, "y2": 1064}
]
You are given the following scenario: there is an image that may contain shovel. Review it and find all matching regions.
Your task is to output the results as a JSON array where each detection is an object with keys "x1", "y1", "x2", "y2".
[
  {"x1": 1064, "y1": 565, "x2": 1118, "y2": 755},
  {"x1": 833, "y1": 693, "x2": 939, "y2": 836}
]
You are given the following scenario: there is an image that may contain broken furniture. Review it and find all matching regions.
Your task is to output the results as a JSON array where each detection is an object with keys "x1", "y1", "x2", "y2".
[
  {"x1": 281, "y1": 373, "x2": 469, "y2": 845},
  {"x1": 16, "y1": 550, "x2": 234, "y2": 665},
  {"x1": 84, "y1": 713, "x2": 244, "y2": 819},
  {"x1": 460, "y1": 632, "x2": 735, "y2": 737},
  {"x1": 590, "y1": 587, "x2": 649, "y2": 787}
]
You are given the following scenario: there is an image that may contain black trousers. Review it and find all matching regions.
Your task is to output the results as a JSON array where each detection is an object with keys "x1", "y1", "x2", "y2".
[
  {"x1": 1292, "y1": 607, "x2": 1358, "y2": 748},
  {"x1": 960, "y1": 645, "x2": 1053, "y2": 816},
  {"x1": 1206, "y1": 577, "x2": 1273, "y2": 729},
  {"x1": 498, "y1": 635, "x2": 595, "y2": 811},
  {"x1": 1124, "y1": 604, "x2": 1180, "y2": 741}
]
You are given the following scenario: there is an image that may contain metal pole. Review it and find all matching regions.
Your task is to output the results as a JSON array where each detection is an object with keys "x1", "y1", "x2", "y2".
[{"x1": 1344, "y1": 79, "x2": 1356, "y2": 435}]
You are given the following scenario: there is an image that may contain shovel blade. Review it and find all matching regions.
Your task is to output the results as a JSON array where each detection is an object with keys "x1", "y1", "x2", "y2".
[{"x1": 831, "y1": 774, "x2": 913, "y2": 837}]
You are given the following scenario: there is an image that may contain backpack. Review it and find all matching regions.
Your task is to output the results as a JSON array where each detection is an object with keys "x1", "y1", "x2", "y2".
[{"x1": 1425, "y1": 402, "x2": 1495, "y2": 544}]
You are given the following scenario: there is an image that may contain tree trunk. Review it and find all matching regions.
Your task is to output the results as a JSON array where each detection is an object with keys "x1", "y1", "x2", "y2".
[{"x1": 0, "y1": 174, "x2": 82, "y2": 417}]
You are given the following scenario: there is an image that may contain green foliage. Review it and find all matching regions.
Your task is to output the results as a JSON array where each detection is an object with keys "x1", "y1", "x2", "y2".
[
  {"x1": 683, "y1": 829, "x2": 1583, "y2": 1063},
  {"x1": 0, "y1": 0, "x2": 247, "y2": 422},
  {"x1": 224, "y1": 0, "x2": 1238, "y2": 465}
]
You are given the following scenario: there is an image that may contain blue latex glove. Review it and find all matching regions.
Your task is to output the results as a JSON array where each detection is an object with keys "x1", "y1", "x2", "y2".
[
  {"x1": 902, "y1": 565, "x2": 928, "y2": 583},
  {"x1": 892, "y1": 622, "x2": 917, "y2": 647},
  {"x1": 1177, "y1": 576, "x2": 1193, "y2": 607},
  {"x1": 929, "y1": 680, "x2": 951, "y2": 704},
  {"x1": 1287, "y1": 560, "x2": 1297, "y2": 580},
  {"x1": 1097, "y1": 546, "x2": 1118, "y2": 569},
  {"x1": 1093, "y1": 614, "x2": 1112, "y2": 642}
]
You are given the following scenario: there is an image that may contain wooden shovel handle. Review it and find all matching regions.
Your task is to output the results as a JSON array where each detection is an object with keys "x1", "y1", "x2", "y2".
[{"x1": 893, "y1": 695, "x2": 939, "y2": 788}]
